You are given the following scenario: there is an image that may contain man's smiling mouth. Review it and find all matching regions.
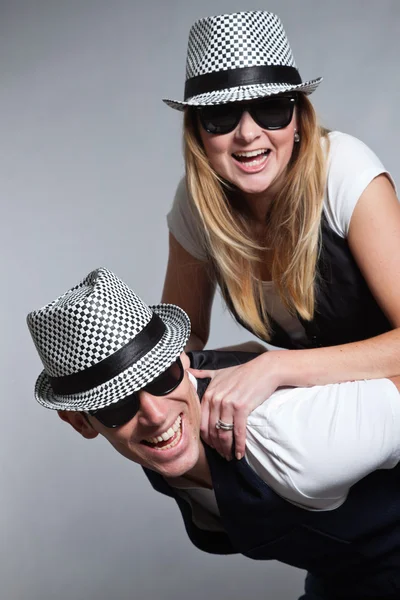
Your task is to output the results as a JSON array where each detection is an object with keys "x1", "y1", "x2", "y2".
[{"x1": 141, "y1": 415, "x2": 182, "y2": 451}]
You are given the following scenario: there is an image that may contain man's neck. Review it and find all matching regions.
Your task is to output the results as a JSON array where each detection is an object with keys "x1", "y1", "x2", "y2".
[
  {"x1": 185, "y1": 443, "x2": 212, "y2": 488},
  {"x1": 166, "y1": 443, "x2": 213, "y2": 489}
]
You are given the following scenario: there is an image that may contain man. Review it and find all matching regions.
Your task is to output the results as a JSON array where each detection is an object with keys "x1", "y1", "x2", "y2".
[{"x1": 27, "y1": 268, "x2": 400, "y2": 600}]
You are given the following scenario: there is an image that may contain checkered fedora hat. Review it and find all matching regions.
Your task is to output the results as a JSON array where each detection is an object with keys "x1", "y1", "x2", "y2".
[
  {"x1": 27, "y1": 268, "x2": 190, "y2": 411},
  {"x1": 163, "y1": 11, "x2": 322, "y2": 110}
]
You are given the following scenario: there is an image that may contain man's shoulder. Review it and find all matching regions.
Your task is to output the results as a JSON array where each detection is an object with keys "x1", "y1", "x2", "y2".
[{"x1": 188, "y1": 350, "x2": 260, "y2": 370}]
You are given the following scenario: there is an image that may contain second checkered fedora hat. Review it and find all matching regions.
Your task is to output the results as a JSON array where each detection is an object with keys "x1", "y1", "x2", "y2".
[
  {"x1": 163, "y1": 11, "x2": 322, "y2": 110},
  {"x1": 27, "y1": 268, "x2": 190, "y2": 411}
]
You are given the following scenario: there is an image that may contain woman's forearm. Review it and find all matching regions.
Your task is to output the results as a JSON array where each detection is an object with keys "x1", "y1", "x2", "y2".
[
  {"x1": 269, "y1": 328, "x2": 400, "y2": 388},
  {"x1": 389, "y1": 375, "x2": 400, "y2": 392},
  {"x1": 214, "y1": 341, "x2": 267, "y2": 353}
]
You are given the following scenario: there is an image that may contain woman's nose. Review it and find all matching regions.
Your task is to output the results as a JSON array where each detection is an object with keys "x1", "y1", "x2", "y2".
[{"x1": 234, "y1": 110, "x2": 262, "y2": 143}]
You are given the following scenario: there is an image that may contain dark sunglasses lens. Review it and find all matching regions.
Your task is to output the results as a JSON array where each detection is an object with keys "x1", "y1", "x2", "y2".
[
  {"x1": 143, "y1": 358, "x2": 184, "y2": 396},
  {"x1": 87, "y1": 358, "x2": 184, "y2": 428},
  {"x1": 252, "y1": 97, "x2": 295, "y2": 129},
  {"x1": 199, "y1": 104, "x2": 241, "y2": 134},
  {"x1": 89, "y1": 391, "x2": 140, "y2": 428}
]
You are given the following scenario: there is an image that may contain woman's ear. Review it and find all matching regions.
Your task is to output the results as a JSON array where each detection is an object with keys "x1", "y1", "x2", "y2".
[
  {"x1": 293, "y1": 105, "x2": 299, "y2": 133},
  {"x1": 58, "y1": 411, "x2": 99, "y2": 439}
]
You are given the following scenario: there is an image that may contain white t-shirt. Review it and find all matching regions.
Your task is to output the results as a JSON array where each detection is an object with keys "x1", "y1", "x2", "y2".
[
  {"x1": 170, "y1": 377, "x2": 400, "y2": 531},
  {"x1": 167, "y1": 132, "x2": 395, "y2": 342}
]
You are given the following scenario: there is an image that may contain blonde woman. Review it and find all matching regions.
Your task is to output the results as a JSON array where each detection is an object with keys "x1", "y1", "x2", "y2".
[{"x1": 162, "y1": 11, "x2": 400, "y2": 461}]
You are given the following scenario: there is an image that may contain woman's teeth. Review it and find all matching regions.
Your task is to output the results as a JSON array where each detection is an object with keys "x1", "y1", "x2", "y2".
[
  {"x1": 143, "y1": 415, "x2": 182, "y2": 450},
  {"x1": 232, "y1": 149, "x2": 270, "y2": 165}
]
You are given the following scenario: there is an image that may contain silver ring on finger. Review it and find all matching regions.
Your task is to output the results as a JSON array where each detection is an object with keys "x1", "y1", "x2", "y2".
[{"x1": 215, "y1": 419, "x2": 234, "y2": 431}]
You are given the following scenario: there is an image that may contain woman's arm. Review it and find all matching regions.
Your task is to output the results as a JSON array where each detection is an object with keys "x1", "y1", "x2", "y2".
[
  {"x1": 195, "y1": 174, "x2": 400, "y2": 459},
  {"x1": 214, "y1": 341, "x2": 267, "y2": 353},
  {"x1": 162, "y1": 233, "x2": 216, "y2": 351},
  {"x1": 269, "y1": 174, "x2": 400, "y2": 387}
]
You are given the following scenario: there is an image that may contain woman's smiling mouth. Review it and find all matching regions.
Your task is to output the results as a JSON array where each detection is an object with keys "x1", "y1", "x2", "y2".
[{"x1": 232, "y1": 149, "x2": 271, "y2": 172}]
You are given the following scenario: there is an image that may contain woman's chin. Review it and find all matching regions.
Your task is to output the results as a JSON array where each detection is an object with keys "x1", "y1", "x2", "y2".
[
  {"x1": 242, "y1": 183, "x2": 271, "y2": 196},
  {"x1": 229, "y1": 173, "x2": 273, "y2": 196}
]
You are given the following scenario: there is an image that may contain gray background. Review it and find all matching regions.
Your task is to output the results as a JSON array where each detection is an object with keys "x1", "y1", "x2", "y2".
[{"x1": 2, "y1": 1, "x2": 399, "y2": 599}]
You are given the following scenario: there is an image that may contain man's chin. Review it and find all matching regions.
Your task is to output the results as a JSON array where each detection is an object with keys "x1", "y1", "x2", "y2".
[
  {"x1": 154, "y1": 458, "x2": 198, "y2": 479},
  {"x1": 146, "y1": 448, "x2": 200, "y2": 479}
]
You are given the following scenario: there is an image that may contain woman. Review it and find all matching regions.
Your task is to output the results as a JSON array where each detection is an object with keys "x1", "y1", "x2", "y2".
[{"x1": 161, "y1": 11, "x2": 400, "y2": 461}]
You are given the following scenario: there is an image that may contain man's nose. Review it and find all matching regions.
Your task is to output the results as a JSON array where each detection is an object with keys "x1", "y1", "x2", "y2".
[
  {"x1": 137, "y1": 390, "x2": 168, "y2": 426},
  {"x1": 234, "y1": 110, "x2": 262, "y2": 143}
]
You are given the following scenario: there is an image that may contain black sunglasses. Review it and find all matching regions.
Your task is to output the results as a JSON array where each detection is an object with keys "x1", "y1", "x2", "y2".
[
  {"x1": 197, "y1": 95, "x2": 297, "y2": 135},
  {"x1": 87, "y1": 357, "x2": 184, "y2": 428}
]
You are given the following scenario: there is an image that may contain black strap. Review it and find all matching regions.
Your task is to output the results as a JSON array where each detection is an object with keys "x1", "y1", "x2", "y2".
[
  {"x1": 49, "y1": 313, "x2": 166, "y2": 395},
  {"x1": 184, "y1": 65, "x2": 302, "y2": 100}
]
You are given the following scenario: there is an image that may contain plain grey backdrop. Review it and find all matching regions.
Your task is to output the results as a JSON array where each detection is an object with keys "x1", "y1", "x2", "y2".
[{"x1": 2, "y1": 1, "x2": 399, "y2": 599}]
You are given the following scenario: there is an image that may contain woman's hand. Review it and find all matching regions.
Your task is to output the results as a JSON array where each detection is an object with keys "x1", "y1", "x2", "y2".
[{"x1": 189, "y1": 353, "x2": 283, "y2": 461}]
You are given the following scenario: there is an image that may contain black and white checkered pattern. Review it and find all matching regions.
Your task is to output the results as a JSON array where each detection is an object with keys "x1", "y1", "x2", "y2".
[
  {"x1": 163, "y1": 11, "x2": 322, "y2": 110},
  {"x1": 27, "y1": 268, "x2": 190, "y2": 411}
]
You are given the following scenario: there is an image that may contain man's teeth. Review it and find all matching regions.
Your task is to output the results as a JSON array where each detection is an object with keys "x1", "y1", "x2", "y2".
[
  {"x1": 146, "y1": 415, "x2": 181, "y2": 445},
  {"x1": 159, "y1": 425, "x2": 182, "y2": 451}
]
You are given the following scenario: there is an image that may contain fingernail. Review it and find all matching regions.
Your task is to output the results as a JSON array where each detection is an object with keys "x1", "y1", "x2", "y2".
[{"x1": 236, "y1": 452, "x2": 242, "y2": 460}]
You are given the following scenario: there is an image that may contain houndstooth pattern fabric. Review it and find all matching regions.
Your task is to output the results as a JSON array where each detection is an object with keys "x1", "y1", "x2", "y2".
[
  {"x1": 163, "y1": 11, "x2": 322, "y2": 110},
  {"x1": 27, "y1": 268, "x2": 190, "y2": 411}
]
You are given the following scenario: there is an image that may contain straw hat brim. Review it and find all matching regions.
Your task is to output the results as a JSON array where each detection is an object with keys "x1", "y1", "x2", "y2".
[{"x1": 34, "y1": 304, "x2": 190, "y2": 412}]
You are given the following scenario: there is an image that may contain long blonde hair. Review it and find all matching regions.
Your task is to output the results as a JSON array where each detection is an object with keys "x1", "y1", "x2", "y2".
[{"x1": 184, "y1": 94, "x2": 329, "y2": 340}]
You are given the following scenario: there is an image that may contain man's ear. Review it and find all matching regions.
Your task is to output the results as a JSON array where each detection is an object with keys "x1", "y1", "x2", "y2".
[{"x1": 58, "y1": 410, "x2": 99, "y2": 439}]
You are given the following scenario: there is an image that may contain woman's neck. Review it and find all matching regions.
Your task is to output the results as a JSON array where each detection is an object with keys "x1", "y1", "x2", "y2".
[
  {"x1": 242, "y1": 170, "x2": 286, "y2": 223},
  {"x1": 244, "y1": 191, "x2": 273, "y2": 223}
]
